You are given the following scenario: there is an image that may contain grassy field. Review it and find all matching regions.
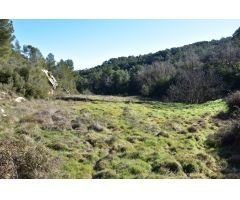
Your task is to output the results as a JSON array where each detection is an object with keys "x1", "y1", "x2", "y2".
[{"x1": 0, "y1": 94, "x2": 228, "y2": 178}]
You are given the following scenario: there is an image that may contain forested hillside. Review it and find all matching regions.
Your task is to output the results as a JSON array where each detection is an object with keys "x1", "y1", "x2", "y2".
[
  {"x1": 0, "y1": 19, "x2": 76, "y2": 98},
  {"x1": 1, "y1": 19, "x2": 240, "y2": 104},
  {"x1": 77, "y1": 27, "x2": 240, "y2": 103}
]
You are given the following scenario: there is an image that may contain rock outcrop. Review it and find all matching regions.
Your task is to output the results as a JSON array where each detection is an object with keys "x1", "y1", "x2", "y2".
[{"x1": 41, "y1": 69, "x2": 58, "y2": 90}]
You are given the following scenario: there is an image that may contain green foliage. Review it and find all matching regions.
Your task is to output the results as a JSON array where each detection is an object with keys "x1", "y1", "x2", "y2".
[
  {"x1": 46, "y1": 53, "x2": 56, "y2": 71},
  {"x1": 0, "y1": 21, "x2": 78, "y2": 98},
  {"x1": 0, "y1": 61, "x2": 50, "y2": 98},
  {"x1": 24, "y1": 67, "x2": 51, "y2": 98},
  {"x1": 54, "y1": 59, "x2": 77, "y2": 93},
  {"x1": 136, "y1": 62, "x2": 175, "y2": 96},
  {"x1": 0, "y1": 19, "x2": 14, "y2": 61},
  {"x1": 77, "y1": 27, "x2": 240, "y2": 103},
  {"x1": 0, "y1": 93, "x2": 227, "y2": 178}
]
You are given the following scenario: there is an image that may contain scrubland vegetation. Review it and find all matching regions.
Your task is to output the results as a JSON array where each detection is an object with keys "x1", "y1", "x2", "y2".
[{"x1": 1, "y1": 19, "x2": 240, "y2": 178}]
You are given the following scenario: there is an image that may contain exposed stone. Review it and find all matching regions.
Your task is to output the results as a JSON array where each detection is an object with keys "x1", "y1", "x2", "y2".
[
  {"x1": 41, "y1": 69, "x2": 58, "y2": 90},
  {"x1": 15, "y1": 97, "x2": 26, "y2": 103}
]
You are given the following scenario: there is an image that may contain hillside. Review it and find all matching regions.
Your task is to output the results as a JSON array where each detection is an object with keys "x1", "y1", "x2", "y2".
[
  {"x1": 1, "y1": 94, "x2": 234, "y2": 178},
  {"x1": 77, "y1": 28, "x2": 240, "y2": 102}
]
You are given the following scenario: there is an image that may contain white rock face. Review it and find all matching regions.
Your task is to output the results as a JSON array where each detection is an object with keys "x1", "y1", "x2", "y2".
[
  {"x1": 41, "y1": 69, "x2": 58, "y2": 90},
  {"x1": 15, "y1": 97, "x2": 26, "y2": 103}
]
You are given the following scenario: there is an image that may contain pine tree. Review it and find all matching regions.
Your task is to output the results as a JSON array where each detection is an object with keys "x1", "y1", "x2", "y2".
[
  {"x1": 0, "y1": 19, "x2": 14, "y2": 61},
  {"x1": 46, "y1": 53, "x2": 56, "y2": 71}
]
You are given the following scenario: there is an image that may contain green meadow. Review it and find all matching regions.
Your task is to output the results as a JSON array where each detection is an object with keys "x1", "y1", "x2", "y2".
[{"x1": 0, "y1": 96, "x2": 228, "y2": 178}]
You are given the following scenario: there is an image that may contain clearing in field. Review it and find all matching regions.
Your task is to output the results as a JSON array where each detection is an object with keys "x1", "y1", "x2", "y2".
[{"x1": 0, "y1": 95, "x2": 229, "y2": 178}]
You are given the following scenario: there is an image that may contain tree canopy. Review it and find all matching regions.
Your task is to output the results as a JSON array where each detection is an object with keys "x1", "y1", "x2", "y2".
[{"x1": 0, "y1": 19, "x2": 14, "y2": 61}]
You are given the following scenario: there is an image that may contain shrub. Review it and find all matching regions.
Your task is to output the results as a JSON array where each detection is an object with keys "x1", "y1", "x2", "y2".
[
  {"x1": 0, "y1": 135, "x2": 54, "y2": 178},
  {"x1": 226, "y1": 91, "x2": 240, "y2": 113},
  {"x1": 167, "y1": 68, "x2": 225, "y2": 103},
  {"x1": 21, "y1": 110, "x2": 70, "y2": 130},
  {"x1": 136, "y1": 62, "x2": 176, "y2": 97},
  {"x1": 0, "y1": 63, "x2": 50, "y2": 99},
  {"x1": 206, "y1": 121, "x2": 240, "y2": 168},
  {"x1": 211, "y1": 122, "x2": 240, "y2": 150}
]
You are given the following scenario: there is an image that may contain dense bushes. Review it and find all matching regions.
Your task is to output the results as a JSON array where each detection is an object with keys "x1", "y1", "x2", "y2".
[
  {"x1": 207, "y1": 121, "x2": 240, "y2": 170},
  {"x1": 206, "y1": 91, "x2": 240, "y2": 175},
  {"x1": 0, "y1": 62, "x2": 50, "y2": 98},
  {"x1": 0, "y1": 135, "x2": 53, "y2": 178},
  {"x1": 76, "y1": 66, "x2": 130, "y2": 95},
  {"x1": 226, "y1": 91, "x2": 240, "y2": 112},
  {"x1": 136, "y1": 62, "x2": 176, "y2": 97},
  {"x1": 0, "y1": 51, "x2": 77, "y2": 99},
  {"x1": 167, "y1": 68, "x2": 225, "y2": 103}
]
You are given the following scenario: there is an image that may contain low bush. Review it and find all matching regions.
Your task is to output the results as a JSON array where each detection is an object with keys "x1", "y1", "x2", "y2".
[
  {"x1": 0, "y1": 135, "x2": 54, "y2": 178},
  {"x1": 206, "y1": 121, "x2": 240, "y2": 172},
  {"x1": 0, "y1": 64, "x2": 50, "y2": 99},
  {"x1": 209, "y1": 122, "x2": 240, "y2": 151},
  {"x1": 226, "y1": 91, "x2": 240, "y2": 113},
  {"x1": 21, "y1": 110, "x2": 70, "y2": 130}
]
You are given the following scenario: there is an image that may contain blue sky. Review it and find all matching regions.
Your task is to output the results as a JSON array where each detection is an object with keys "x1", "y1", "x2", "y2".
[{"x1": 12, "y1": 20, "x2": 240, "y2": 70}]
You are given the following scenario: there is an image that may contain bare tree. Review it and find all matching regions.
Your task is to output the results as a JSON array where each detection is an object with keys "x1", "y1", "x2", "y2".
[{"x1": 167, "y1": 68, "x2": 225, "y2": 103}]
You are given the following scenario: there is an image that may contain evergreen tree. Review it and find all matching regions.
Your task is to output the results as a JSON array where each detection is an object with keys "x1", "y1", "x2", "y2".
[
  {"x1": 0, "y1": 19, "x2": 14, "y2": 61},
  {"x1": 46, "y1": 53, "x2": 56, "y2": 71}
]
